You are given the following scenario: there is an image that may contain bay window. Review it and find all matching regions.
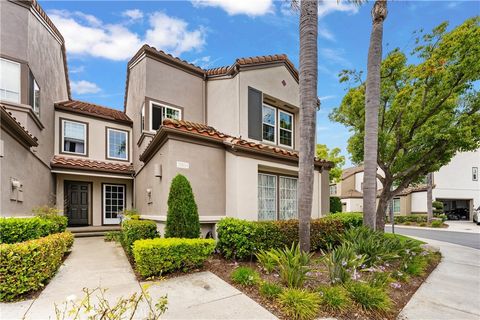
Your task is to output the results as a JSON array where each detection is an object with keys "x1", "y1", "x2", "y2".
[
  {"x1": 62, "y1": 119, "x2": 87, "y2": 155},
  {"x1": 107, "y1": 128, "x2": 128, "y2": 161},
  {"x1": 150, "y1": 102, "x2": 181, "y2": 131},
  {"x1": 0, "y1": 58, "x2": 21, "y2": 103},
  {"x1": 258, "y1": 173, "x2": 298, "y2": 221}
]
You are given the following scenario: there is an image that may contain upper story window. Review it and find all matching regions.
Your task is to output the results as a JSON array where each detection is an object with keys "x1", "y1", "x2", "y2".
[
  {"x1": 62, "y1": 119, "x2": 87, "y2": 155},
  {"x1": 329, "y1": 185, "x2": 337, "y2": 196},
  {"x1": 30, "y1": 72, "x2": 40, "y2": 117},
  {"x1": 150, "y1": 102, "x2": 181, "y2": 131},
  {"x1": 262, "y1": 104, "x2": 276, "y2": 143},
  {"x1": 0, "y1": 58, "x2": 21, "y2": 103},
  {"x1": 140, "y1": 104, "x2": 145, "y2": 132},
  {"x1": 262, "y1": 104, "x2": 294, "y2": 148},
  {"x1": 107, "y1": 128, "x2": 128, "y2": 161},
  {"x1": 279, "y1": 110, "x2": 293, "y2": 147},
  {"x1": 473, "y1": 167, "x2": 478, "y2": 181}
]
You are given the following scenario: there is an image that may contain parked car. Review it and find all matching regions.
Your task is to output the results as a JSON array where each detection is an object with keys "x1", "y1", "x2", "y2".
[
  {"x1": 446, "y1": 208, "x2": 469, "y2": 220},
  {"x1": 473, "y1": 206, "x2": 480, "y2": 225}
]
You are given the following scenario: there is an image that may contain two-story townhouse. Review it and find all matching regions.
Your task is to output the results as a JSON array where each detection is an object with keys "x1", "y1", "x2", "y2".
[{"x1": 333, "y1": 149, "x2": 480, "y2": 220}]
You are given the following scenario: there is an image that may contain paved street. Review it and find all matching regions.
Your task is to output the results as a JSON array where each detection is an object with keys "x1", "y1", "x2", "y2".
[{"x1": 385, "y1": 225, "x2": 480, "y2": 249}]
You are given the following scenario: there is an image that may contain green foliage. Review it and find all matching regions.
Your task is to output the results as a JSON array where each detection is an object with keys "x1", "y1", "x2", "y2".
[
  {"x1": 331, "y1": 18, "x2": 480, "y2": 207},
  {"x1": 436, "y1": 214, "x2": 448, "y2": 222},
  {"x1": 104, "y1": 231, "x2": 122, "y2": 242},
  {"x1": 121, "y1": 220, "x2": 158, "y2": 255},
  {"x1": 32, "y1": 206, "x2": 68, "y2": 231},
  {"x1": 133, "y1": 238, "x2": 215, "y2": 277},
  {"x1": 346, "y1": 282, "x2": 392, "y2": 311},
  {"x1": 270, "y1": 244, "x2": 312, "y2": 288},
  {"x1": 259, "y1": 281, "x2": 283, "y2": 300},
  {"x1": 329, "y1": 197, "x2": 342, "y2": 213},
  {"x1": 316, "y1": 144, "x2": 345, "y2": 183},
  {"x1": 255, "y1": 250, "x2": 278, "y2": 273},
  {"x1": 394, "y1": 214, "x2": 428, "y2": 224},
  {"x1": 322, "y1": 243, "x2": 366, "y2": 284},
  {"x1": 318, "y1": 285, "x2": 351, "y2": 311},
  {"x1": 0, "y1": 232, "x2": 74, "y2": 301},
  {"x1": 0, "y1": 216, "x2": 67, "y2": 244},
  {"x1": 368, "y1": 272, "x2": 393, "y2": 289},
  {"x1": 325, "y1": 212, "x2": 363, "y2": 228},
  {"x1": 216, "y1": 217, "x2": 344, "y2": 260},
  {"x1": 231, "y1": 267, "x2": 260, "y2": 286},
  {"x1": 432, "y1": 201, "x2": 444, "y2": 215},
  {"x1": 277, "y1": 288, "x2": 321, "y2": 320},
  {"x1": 165, "y1": 174, "x2": 200, "y2": 238},
  {"x1": 431, "y1": 220, "x2": 443, "y2": 228},
  {"x1": 403, "y1": 255, "x2": 428, "y2": 276}
]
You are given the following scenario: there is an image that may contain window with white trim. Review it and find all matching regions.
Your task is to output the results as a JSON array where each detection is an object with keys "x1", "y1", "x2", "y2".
[
  {"x1": 279, "y1": 110, "x2": 293, "y2": 147},
  {"x1": 107, "y1": 128, "x2": 128, "y2": 160},
  {"x1": 140, "y1": 104, "x2": 145, "y2": 132},
  {"x1": 0, "y1": 58, "x2": 21, "y2": 103},
  {"x1": 103, "y1": 184, "x2": 125, "y2": 222},
  {"x1": 150, "y1": 102, "x2": 181, "y2": 131},
  {"x1": 62, "y1": 120, "x2": 87, "y2": 155},
  {"x1": 393, "y1": 198, "x2": 401, "y2": 214},
  {"x1": 262, "y1": 104, "x2": 276, "y2": 143},
  {"x1": 32, "y1": 78, "x2": 40, "y2": 116},
  {"x1": 258, "y1": 173, "x2": 298, "y2": 221}
]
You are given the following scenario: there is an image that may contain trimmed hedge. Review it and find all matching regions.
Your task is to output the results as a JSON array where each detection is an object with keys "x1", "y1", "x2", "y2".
[
  {"x1": 392, "y1": 214, "x2": 427, "y2": 224},
  {"x1": 133, "y1": 238, "x2": 215, "y2": 277},
  {"x1": 121, "y1": 220, "x2": 158, "y2": 255},
  {"x1": 0, "y1": 216, "x2": 68, "y2": 244},
  {"x1": 330, "y1": 196, "x2": 342, "y2": 213},
  {"x1": 216, "y1": 217, "x2": 344, "y2": 260},
  {"x1": 324, "y1": 212, "x2": 363, "y2": 229},
  {"x1": 0, "y1": 232, "x2": 74, "y2": 301}
]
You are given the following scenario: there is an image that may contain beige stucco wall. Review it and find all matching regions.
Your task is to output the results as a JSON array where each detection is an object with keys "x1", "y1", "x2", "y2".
[
  {"x1": 411, "y1": 191, "x2": 427, "y2": 213},
  {"x1": 343, "y1": 198, "x2": 363, "y2": 212},
  {"x1": 206, "y1": 77, "x2": 239, "y2": 136},
  {"x1": 55, "y1": 173, "x2": 133, "y2": 226},
  {"x1": 54, "y1": 111, "x2": 132, "y2": 163}
]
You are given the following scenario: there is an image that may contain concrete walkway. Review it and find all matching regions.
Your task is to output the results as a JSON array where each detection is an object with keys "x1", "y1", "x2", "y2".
[
  {"x1": 399, "y1": 237, "x2": 480, "y2": 320},
  {"x1": 0, "y1": 237, "x2": 275, "y2": 320}
]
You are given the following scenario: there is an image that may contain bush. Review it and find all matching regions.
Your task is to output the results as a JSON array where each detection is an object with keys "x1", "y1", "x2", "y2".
[
  {"x1": 431, "y1": 220, "x2": 443, "y2": 228},
  {"x1": 403, "y1": 255, "x2": 428, "y2": 276},
  {"x1": 133, "y1": 238, "x2": 215, "y2": 277},
  {"x1": 432, "y1": 201, "x2": 444, "y2": 215},
  {"x1": 318, "y1": 285, "x2": 351, "y2": 311},
  {"x1": 165, "y1": 174, "x2": 200, "y2": 238},
  {"x1": 0, "y1": 232, "x2": 74, "y2": 301},
  {"x1": 330, "y1": 197, "x2": 342, "y2": 213},
  {"x1": 278, "y1": 288, "x2": 321, "y2": 320},
  {"x1": 33, "y1": 206, "x2": 68, "y2": 231},
  {"x1": 0, "y1": 216, "x2": 67, "y2": 244},
  {"x1": 346, "y1": 282, "x2": 392, "y2": 311},
  {"x1": 394, "y1": 214, "x2": 428, "y2": 224},
  {"x1": 368, "y1": 272, "x2": 392, "y2": 289},
  {"x1": 322, "y1": 243, "x2": 365, "y2": 284},
  {"x1": 259, "y1": 281, "x2": 283, "y2": 299},
  {"x1": 270, "y1": 244, "x2": 312, "y2": 288},
  {"x1": 122, "y1": 220, "x2": 158, "y2": 255},
  {"x1": 104, "y1": 231, "x2": 122, "y2": 242},
  {"x1": 435, "y1": 214, "x2": 448, "y2": 222},
  {"x1": 325, "y1": 212, "x2": 363, "y2": 229},
  {"x1": 231, "y1": 266, "x2": 260, "y2": 286},
  {"x1": 255, "y1": 250, "x2": 278, "y2": 273}
]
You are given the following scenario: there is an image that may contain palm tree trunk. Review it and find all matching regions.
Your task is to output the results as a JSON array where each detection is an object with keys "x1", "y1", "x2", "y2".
[
  {"x1": 376, "y1": 177, "x2": 392, "y2": 231},
  {"x1": 363, "y1": 0, "x2": 387, "y2": 230},
  {"x1": 298, "y1": 0, "x2": 318, "y2": 252},
  {"x1": 427, "y1": 172, "x2": 433, "y2": 223}
]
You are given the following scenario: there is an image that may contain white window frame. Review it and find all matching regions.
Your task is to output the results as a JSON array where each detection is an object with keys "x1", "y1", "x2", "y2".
[
  {"x1": 258, "y1": 173, "x2": 277, "y2": 221},
  {"x1": 0, "y1": 58, "x2": 21, "y2": 104},
  {"x1": 278, "y1": 110, "x2": 294, "y2": 148},
  {"x1": 149, "y1": 101, "x2": 182, "y2": 132},
  {"x1": 106, "y1": 128, "x2": 128, "y2": 161},
  {"x1": 103, "y1": 184, "x2": 125, "y2": 225},
  {"x1": 279, "y1": 176, "x2": 298, "y2": 220},
  {"x1": 262, "y1": 104, "x2": 277, "y2": 144},
  {"x1": 393, "y1": 198, "x2": 401, "y2": 215},
  {"x1": 61, "y1": 119, "x2": 87, "y2": 156}
]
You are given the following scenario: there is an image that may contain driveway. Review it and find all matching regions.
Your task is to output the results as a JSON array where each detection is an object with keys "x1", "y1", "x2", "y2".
[{"x1": 385, "y1": 225, "x2": 480, "y2": 249}]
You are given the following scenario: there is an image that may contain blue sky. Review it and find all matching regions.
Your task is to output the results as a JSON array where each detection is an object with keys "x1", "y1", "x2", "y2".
[{"x1": 40, "y1": 0, "x2": 478, "y2": 166}]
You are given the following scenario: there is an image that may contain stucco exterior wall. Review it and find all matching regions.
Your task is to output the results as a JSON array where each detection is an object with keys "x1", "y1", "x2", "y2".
[
  {"x1": 55, "y1": 173, "x2": 133, "y2": 226},
  {"x1": 411, "y1": 191, "x2": 427, "y2": 213},
  {"x1": 206, "y1": 77, "x2": 239, "y2": 137},
  {"x1": 344, "y1": 198, "x2": 363, "y2": 212}
]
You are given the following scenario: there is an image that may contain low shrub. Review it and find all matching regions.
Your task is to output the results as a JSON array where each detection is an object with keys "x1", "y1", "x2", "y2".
[
  {"x1": 270, "y1": 244, "x2": 312, "y2": 288},
  {"x1": 133, "y1": 238, "x2": 215, "y2": 277},
  {"x1": 0, "y1": 216, "x2": 67, "y2": 244},
  {"x1": 322, "y1": 243, "x2": 365, "y2": 284},
  {"x1": 277, "y1": 288, "x2": 321, "y2": 320},
  {"x1": 431, "y1": 220, "x2": 443, "y2": 228},
  {"x1": 394, "y1": 214, "x2": 428, "y2": 224},
  {"x1": 0, "y1": 232, "x2": 74, "y2": 301},
  {"x1": 432, "y1": 201, "x2": 444, "y2": 215},
  {"x1": 255, "y1": 249, "x2": 278, "y2": 273},
  {"x1": 121, "y1": 220, "x2": 158, "y2": 255},
  {"x1": 231, "y1": 267, "x2": 260, "y2": 286},
  {"x1": 403, "y1": 255, "x2": 428, "y2": 276},
  {"x1": 368, "y1": 271, "x2": 392, "y2": 289},
  {"x1": 33, "y1": 206, "x2": 68, "y2": 232},
  {"x1": 259, "y1": 281, "x2": 283, "y2": 299},
  {"x1": 104, "y1": 231, "x2": 122, "y2": 242},
  {"x1": 419, "y1": 222, "x2": 427, "y2": 227},
  {"x1": 325, "y1": 212, "x2": 363, "y2": 229},
  {"x1": 330, "y1": 196, "x2": 342, "y2": 213},
  {"x1": 318, "y1": 285, "x2": 351, "y2": 311},
  {"x1": 346, "y1": 282, "x2": 392, "y2": 312}
]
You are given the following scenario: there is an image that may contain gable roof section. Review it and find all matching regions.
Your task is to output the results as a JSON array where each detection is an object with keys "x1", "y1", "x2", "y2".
[
  {"x1": 140, "y1": 118, "x2": 333, "y2": 169},
  {"x1": 0, "y1": 105, "x2": 38, "y2": 147},
  {"x1": 51, "y1": 155, "x2": 134, "y2": 174},
  {"x1": 55, "y1": 100, "x2": 132, "y2": 125}
]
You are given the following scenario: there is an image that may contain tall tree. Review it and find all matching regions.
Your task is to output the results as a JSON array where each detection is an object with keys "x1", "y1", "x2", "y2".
[
  {"x1": 363, "y1": 0, "x2": 388, "y2": 230},
  {"x1": 298, "y1": 0, "x2": 318, "y2": 252},
  {"x1": 331, "y1": 18, "x2": 480, "y2": 230},
  {"x1": 426, "y1": 172, "x2": 433, "y2": 223},
  {"x1": 316, "y1": 144, "x2": 346, "y2": 183}
]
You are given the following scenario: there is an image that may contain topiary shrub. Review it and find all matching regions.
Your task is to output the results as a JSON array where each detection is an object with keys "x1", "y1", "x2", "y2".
[
  {"x1": 165, "y1": 174, "x2": 200, "y2": 238},
  {"x1": 0, "y1": 217, "x2": 67, "y2": 244},
  {"x1": 432, "y1": 201, "x2": 444, "y2": 215},
  {"x1": 329, "y1": 196, "x2": 342, "y2": 213},
  {"x1": 121, "y1": 220, "x2": 158, "y2": 255}
]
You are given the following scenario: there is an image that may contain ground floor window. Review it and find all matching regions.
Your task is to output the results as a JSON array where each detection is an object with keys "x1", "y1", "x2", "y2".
[
  {"x1": 103, "y1": 184, "x2": 125, "y2": 224},
  {"x1": 258, "y1": 173, "x2": 298, "y2": 221},
  {"x1": 393, "y1": 198, "x2": 401, "y2": 215}
]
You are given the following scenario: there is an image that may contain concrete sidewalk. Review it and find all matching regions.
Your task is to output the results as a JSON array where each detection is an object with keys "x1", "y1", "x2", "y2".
[
  {"x1": 387, "y1": 220, "x2": 480, "y2": 234},
  {"x1": 399, "y1": 237, "x2": 480, "y2": 320},
  {"x1": 0, "y1": 237, "x2": 276, "y2": 320}
]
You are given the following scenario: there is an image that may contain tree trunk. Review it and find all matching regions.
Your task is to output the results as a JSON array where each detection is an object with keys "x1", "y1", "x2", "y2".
[
  {"x1": 427, "y1": 172, "x2": 433, "y2": 223},
  {"x1": 298, "y1": 0, "x2": 318, "y2": 252},
  {"x1": 363, "y1": 0, "x2": 388, "y2": 230},
  {"x1": 376, "y1": 177, "x2": 393, "y2": 231}
]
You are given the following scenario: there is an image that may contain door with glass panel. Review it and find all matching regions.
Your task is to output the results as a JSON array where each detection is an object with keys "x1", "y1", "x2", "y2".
[{"x1": 103, "y1": 184, "x2": 125, "y2": 224}]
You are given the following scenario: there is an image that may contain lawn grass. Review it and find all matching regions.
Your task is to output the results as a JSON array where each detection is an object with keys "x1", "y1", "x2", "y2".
[{"x1": 384, "y1": 233, "x2": 425, "y2": 246}]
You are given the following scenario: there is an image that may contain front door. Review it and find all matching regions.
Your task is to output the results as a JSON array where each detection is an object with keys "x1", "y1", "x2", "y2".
[{"x1": 65, "y1": 181, "x2": 90, "y2": 226}]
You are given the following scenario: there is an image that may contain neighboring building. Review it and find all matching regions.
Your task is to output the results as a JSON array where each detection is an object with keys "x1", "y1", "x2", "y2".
[
  {"x1": 0, "y1": 0, "x2": 332, "y2": 235},
  {"x1": 332, "y1": 150, "x2": 480, "y2": 220}
]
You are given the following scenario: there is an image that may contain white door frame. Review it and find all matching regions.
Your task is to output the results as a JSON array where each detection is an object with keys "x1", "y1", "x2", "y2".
[{"x1": 103, "y1": 184, "x2": 125, "y2": 225}]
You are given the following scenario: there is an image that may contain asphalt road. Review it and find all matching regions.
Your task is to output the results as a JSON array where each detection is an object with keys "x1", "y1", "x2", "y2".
[{"x1": 385, "y1": 225, "x2": 480, "y2": 249}]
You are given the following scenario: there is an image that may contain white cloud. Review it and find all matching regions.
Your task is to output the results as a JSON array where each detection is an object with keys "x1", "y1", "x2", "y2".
[
  {"x1": 318, "y1": 27, "x2": 335, "y2": 41},
  {"x1": 49, "y1": 10, "x2": 206, "y2": 60},
  {"x1": 191, "y1": 0, "x2": 274, "y2": 16},
  {"x1": 70, "y1": 80, "x2": 101, "y2": 94},
  {"x1": 318, "y1": 0, "x2": 359, "y2": 18},
  {"x1": 122, "y1": 9, "x2": 144, "y2": 21}
]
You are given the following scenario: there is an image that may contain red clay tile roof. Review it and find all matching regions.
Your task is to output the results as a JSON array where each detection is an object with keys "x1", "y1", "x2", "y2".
[
  {"x1": 55, "y1": 100, "x2": 132, "y2": 124},
  {"x1": 141, "y1": 118, "x2": 333, "y2": 169},
  {"x1": 51, "y1": 155, "x2": 134, "y2": 174},
  {"x1": 0, "y1": 105, "x2": 38, "y2": 147}
]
